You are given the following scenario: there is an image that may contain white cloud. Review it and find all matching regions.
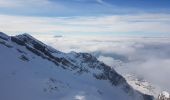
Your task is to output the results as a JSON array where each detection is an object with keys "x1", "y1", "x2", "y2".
[
  {"x1": 0, "y1": 14, "x2": 170, "y2": 36},
  {"x1": 74, "y1": 95, "x2": 86, "y2": 100},
  {"x1": 98, "y1": 56, "x2": 116, "y2": 67},
  {"x1": 98, "y1": 56, "x2": 123, "y2": 68}
]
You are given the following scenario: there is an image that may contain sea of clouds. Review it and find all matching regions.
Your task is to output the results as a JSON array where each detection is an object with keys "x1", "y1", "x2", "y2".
[{"x1": 35, "y1": 35, "x2": 170, "y2": 92}]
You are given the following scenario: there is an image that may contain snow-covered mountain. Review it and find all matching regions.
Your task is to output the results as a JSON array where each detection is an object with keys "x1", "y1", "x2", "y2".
[{"x1": 0, "y1": 32, "x2": 153, "y2": 100}]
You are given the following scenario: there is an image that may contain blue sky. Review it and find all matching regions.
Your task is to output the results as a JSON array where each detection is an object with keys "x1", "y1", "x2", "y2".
[
  {"x1": 0, "y1": 0, "x2": 170, "y2": 16},
  {"x1": 0, "y1": 0, "x2": 170, "y2": 36}
]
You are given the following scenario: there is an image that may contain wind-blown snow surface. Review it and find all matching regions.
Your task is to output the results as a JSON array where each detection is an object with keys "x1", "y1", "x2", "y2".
[{"x1": 0, "y1": 32, "x2": 152, "y2": 100}]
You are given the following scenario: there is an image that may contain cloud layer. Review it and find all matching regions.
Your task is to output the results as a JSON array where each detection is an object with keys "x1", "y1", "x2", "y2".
[
  {"x1": 1, "y1": 14, "x2": 170, "y2": 36},
  {"x1": 35, "y1": 35, "x2": 170, "y2": 93}
]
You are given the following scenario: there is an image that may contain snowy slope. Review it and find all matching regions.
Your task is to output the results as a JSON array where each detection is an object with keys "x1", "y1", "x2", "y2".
[
  {"x1": 125, "y1": 74, "x2": 158, "y2": 97},
  {"x1": 0, "y1": 32, "x2": 153, "y2": 100}
]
